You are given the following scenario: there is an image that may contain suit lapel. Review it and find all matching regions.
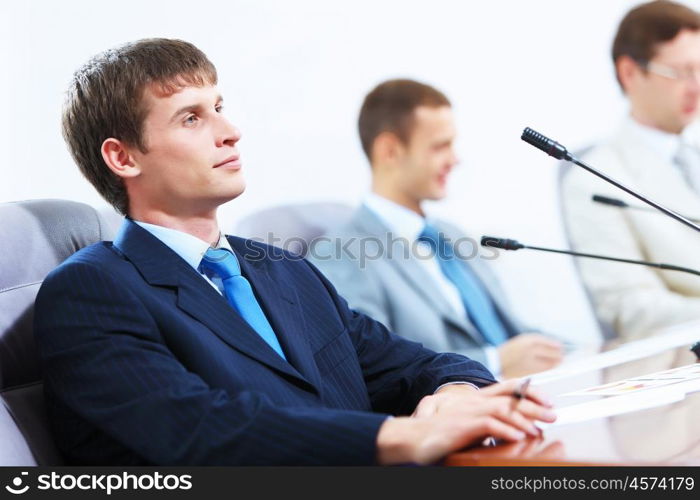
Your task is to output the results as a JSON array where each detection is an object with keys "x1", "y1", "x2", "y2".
[
  {"x1": 351, "y1": 206, "x2": 485, "y2": 343},
  {"x1": 113, "y1": 220, "x2": 315, "y2": 391},
  {"x1": 229, "y1": 236, "x2": 322, "y2": 393},
  {"x1": 618, "y1": 129, "x2": 700, "y2": 217},
  {"x1": 612, "y1": 127, "x2": 700, "y2": 287},
  {"x1": 389, "y1": 249, "x2": 476, "y2": 332}
]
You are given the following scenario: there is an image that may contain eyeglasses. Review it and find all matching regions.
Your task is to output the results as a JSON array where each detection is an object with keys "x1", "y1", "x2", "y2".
[{"x1": 641, "y1": 60, "x2": 700, "y2": 83}]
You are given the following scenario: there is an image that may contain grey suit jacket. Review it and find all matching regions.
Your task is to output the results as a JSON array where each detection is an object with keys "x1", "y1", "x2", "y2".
[{"x1": 308, "y1": 205, "x2": 527, "y2": 366}]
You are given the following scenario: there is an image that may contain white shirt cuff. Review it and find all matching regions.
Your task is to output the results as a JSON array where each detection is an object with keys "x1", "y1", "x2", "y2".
[
  {"x1": 434, "y1": 381, "x2": 479, "y2": 393},
  {"x1": 484, "y1": 346, "x2": 501, "y2": 376}
]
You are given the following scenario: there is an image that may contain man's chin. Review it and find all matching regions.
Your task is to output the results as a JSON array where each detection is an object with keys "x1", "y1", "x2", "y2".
[
  {"x1": 217, "y1": 185, "x2": 247, "y2": 206},
  {"x1": 675, "y1": 116, "x2": 697, "y2": 133},
  {"x1": 427, "y1": 188, "x2": 448, "y2": 201}
]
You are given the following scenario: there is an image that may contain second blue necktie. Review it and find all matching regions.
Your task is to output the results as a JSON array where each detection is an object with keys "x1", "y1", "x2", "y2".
[{"x1": 419, "y1": 224, "x2": 509, "y2": 346}]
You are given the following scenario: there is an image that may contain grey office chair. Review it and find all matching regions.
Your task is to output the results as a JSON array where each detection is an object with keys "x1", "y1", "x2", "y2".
[
  {"x1": 97, "y1": 205, "x2": 126, "y2": 236},
  {"x1": 235, "y1": 202, "x2": 354, "y2": 257},
  {"x1": 0, "y1": 199, "x2": 113, "y2": 465}
]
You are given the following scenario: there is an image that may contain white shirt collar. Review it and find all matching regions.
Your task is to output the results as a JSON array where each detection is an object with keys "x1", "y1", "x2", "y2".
[
  {"x1": 363, "y1": 193, "x2": 428, "y2": 242},
  {"x1": 133, "y1": 220, "x2": 232, "y2": 271},
  {"x1": 622, "y1": 115, "x2": 683, "y2": 164}
]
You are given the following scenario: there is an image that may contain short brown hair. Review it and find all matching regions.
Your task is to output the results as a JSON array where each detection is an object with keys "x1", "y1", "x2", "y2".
[
  {"x1": 358, "y1": 79, "x2": 450, "y2": 161},
  {"x1": 612, "y1": 0, "x2": 700, "y2": 89},
  {"x1": 62, "y1": 38, "x2": 217, "y2": 214}
]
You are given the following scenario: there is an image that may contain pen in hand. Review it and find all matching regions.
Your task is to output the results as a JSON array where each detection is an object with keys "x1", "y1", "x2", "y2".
[
  {"x1": 512, "y1": 377, "x2": 531, "y2": 408},
  {"x1": 513, "y1": 377, "x2": 544, "y2": 438},
  {"x1": 484, "y1": 377, "x2": 543, "y2": 447}
]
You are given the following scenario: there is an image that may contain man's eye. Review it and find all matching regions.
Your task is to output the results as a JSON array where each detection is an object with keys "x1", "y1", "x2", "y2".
[
  {"x1": 184, "y1": 114, "x2": 198, "y2": 124},
  {"x1": 215, "y1": 104, "x2": 224, "y2": 113}
]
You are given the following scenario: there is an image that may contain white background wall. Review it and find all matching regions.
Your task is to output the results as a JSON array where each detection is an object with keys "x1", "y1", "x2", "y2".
[{"x1": 4, "y1": 0, "x2": 698, "y2": 344}]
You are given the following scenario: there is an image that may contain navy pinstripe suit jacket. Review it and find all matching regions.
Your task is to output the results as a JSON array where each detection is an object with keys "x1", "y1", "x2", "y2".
[{"x1": 34, "y1": 219, "x2": 496, "y2": 465}]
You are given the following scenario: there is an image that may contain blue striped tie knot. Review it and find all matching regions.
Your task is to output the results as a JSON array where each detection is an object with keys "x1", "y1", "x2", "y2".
[{"x1": 201, "y1": 247, "x2": 241, "y2": 279}]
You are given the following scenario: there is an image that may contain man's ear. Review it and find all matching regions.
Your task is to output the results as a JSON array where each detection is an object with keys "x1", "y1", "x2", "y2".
[
  {"x1": 616, "y1": 55, "x2": 642, "y2": 94},
  {"x1": 101, "y1": 138, "x2": 141, "y2": 179},
  {"x1": 371, "y1": 131, "x2": 404, "y2": 167}
]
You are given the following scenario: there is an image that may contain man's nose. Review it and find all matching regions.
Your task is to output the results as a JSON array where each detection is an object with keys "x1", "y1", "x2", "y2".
[
  {"x1": 216, "y1": 116, "x2": 242, "y2": 147},
  {"x1": 449, "y1": 149, "x2": 460, "y2": 167}
]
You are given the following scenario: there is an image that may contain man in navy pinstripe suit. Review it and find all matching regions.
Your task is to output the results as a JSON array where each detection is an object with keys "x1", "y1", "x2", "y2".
[{"x1": 34, "y1": 38, "x2": 556, "y2": 465}]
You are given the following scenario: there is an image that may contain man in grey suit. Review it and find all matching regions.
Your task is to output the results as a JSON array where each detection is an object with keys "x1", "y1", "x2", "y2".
[{"x1": 309, "y1": 79, "x2": 563, "y2": 379}]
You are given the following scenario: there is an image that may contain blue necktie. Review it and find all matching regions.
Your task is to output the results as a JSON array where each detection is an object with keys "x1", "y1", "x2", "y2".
[
  {"x1": 419, "y1": 224, "x2": 509, "y2": 346},
  {"x1": 200, "y1": 247, "x2": 287, "y2": 360}
]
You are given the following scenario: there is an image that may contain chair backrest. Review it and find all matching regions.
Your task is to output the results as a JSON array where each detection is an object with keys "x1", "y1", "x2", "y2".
[
  {"x1": 97, "y1": 205, "x2": 126, "y2": 237},
  {"x1": 0, "y1": 199, "x2": 113, "y2": 465},
  {"x1": 235, "y1": 202, "x2": 354, "y2": 256}
]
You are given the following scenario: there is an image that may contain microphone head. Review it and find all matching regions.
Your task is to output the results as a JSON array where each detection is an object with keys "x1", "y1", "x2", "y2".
[
  {"x1": 692, "y1": 341, "x2": 700, "y2": 360},
  {"x1": 480, "y1": 236, "x2": 524, "y2": 251},
  {"x1": 592, "y1": 194, "x2": 628, "y2": 208},
  {"x1": 521, "y1": 127, "x2": 571, "y2": 160}
]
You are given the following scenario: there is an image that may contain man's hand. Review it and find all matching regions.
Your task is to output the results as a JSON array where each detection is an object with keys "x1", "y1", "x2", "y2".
[
  {"x1": 499, "y1": 333, "x2": 564, "y2": 379},
  {"x1": 376, "y1": 379, "x2": 556, "y2": 465},
  {"x1": 410, "y1": 383, "x2": 480, "y2": 418}
]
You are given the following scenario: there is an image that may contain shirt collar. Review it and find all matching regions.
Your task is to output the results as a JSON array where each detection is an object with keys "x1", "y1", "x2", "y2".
[
  {"x1": 363, "y1": 192, "x2": 428, "y2": 242},
  {"x1": 622, "y1": 115, "x2": 683, "y2": 164},
  {"x1": 133, "y1": 220, "x2": 232, "y2": 272}
]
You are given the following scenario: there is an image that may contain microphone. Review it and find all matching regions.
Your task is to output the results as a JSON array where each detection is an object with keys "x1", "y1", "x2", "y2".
[
  {"x1": 521, "y1": 127, "x2": 700, "y2": 234},
  {"x1": 521, "y1": 128, "x2": 573, "y2": 161},
  {"x1": 692, "y1": 341, "x2": 700, "y2": 359},
  {"x1": 481, "y1": 235, "x2": 700, "y2": 277},
  {"x1": 591, "y1": 194, "x2": 627, "y2": 208},
  {"x1": 592, "y1": 194, "x2": 700, "y2": 224}
]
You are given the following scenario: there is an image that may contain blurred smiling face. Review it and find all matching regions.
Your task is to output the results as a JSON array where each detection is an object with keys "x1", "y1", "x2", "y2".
[
  {"x1": 629, "y1": 29, "x2": 700, "y2": 134},
  {"x1": 397, "y1": 105, "x2": 459, "y2": 202},
  {"x1": 127, "y1": 82, "x2": 245, "y2": 215}
]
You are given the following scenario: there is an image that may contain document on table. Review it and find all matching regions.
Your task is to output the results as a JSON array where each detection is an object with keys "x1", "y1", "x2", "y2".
[
  {"x1": 544, "y1": 388, "x2": 686, "y2": 427},
  {"x1": 542, "y1": 365, "x2": 700, "y2": 427},
  {"x1": 562, "y1": 364, "x2": 700, "y2": 397},
  {"x1": 531, "y1": 321, "x2": 700, "y2": 384}
]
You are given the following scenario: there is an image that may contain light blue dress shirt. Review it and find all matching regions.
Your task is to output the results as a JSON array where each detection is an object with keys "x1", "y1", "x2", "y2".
[{"x1": 133, "y1": 220, "x2": 232, "y2": 296}]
